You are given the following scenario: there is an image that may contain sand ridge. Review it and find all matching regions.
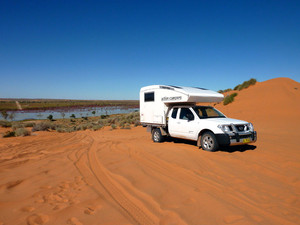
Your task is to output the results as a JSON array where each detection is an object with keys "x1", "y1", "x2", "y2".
[{"x1": 0, "y1": 77, "x2": 300, "y2": 224}]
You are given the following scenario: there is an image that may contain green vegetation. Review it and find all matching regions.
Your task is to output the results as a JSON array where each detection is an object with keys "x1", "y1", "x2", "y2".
[
  {"x1": 2, "y1": 127, "x2": 31, "y2": 138},
  {"x1": 223, "y1": 93, "x2": 238, "y2": 105},
  {"x1": 1, "y1": 110, "x2": 8, "y2": 120},
  {"x1": 218, "y1": 88, "x2": 232, "y2": 93},
  {"x1": 1, "y1": 111, "x2": 141, "y2": 137},
  {"x1": 234, "y1": 78, "x2": 257, "y2": 91},
  {"x1": 15, "y1": 128, "x2": 31, "y2": 137},
  {"x1": 0, "y1": 99, "x2": 139, "y2": 111},
  {"x1": 47, "y1": 114, "x2": 53, "y2": 121},
  {"x1": 0, "y1": 120, "x2": 12, "y2": 127}
]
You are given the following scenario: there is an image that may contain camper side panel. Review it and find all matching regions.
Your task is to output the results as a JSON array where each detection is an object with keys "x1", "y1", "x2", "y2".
[{"x1": 140, "y1": 89, "x2": 167, "y2": 125}]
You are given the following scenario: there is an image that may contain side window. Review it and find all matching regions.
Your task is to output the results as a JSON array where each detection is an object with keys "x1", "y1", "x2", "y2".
[
  {"x1": 179, "y1": 108, "x2": 194, "y2": 120},
  {"x1": 171, "y1": 108, "x2": 178, "y2": 119},
  {"x1": 144, "y1": 92, "x2": 154, "y2": 102}
]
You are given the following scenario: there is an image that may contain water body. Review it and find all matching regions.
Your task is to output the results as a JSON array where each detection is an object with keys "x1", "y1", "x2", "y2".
[{"x1": 1, "y1": 106, "x2": 139, "y2": 121}]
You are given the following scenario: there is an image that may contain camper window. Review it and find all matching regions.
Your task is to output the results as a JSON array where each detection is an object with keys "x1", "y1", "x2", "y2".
[{"x1": 144, "y1": 92, "x2": 154, "y2": 102}]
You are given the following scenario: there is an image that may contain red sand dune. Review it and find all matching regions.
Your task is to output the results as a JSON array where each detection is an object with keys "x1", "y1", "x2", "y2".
[{"x1": 0, "y1": 77, "x2": 300, "y2": 225}]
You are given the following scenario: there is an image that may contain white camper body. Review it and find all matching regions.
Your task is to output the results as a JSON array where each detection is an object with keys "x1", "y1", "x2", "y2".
[{"x1": 140, "y1": 85, "x2": 224, "y2": 125}]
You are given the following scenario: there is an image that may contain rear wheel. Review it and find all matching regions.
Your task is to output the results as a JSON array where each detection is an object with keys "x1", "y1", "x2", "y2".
[
  {"x1": 201, "y1": 131, "x2": 219, "y2": 152},
  {"x1": 152, "y1": 128, "x2": 164, "y2": 143}
]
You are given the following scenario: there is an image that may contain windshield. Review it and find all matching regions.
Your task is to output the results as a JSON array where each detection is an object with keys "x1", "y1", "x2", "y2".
[{"x1": 192, "y1": 106, "x2": 226, "y2": 119}]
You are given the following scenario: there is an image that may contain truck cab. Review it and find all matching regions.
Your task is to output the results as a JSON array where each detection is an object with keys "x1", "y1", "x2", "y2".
[{"x1": 164, "y1": 105, "x2": 257, "y2": 151}]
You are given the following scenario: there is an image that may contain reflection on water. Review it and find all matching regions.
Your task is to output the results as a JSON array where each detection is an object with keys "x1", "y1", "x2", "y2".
[{"x1": 0, "y1": 106, "x2": 139, "y2": 121}]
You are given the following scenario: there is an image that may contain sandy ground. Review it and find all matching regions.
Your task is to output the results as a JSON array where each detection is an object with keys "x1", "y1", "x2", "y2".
[{"x1": 0, "y1": 77, "x2": 300, "y2": 225}]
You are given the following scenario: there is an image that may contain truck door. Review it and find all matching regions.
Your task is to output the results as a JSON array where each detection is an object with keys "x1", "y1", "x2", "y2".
[{"x1": 169, "y1": 107, "x2": 198, "y2": 140}]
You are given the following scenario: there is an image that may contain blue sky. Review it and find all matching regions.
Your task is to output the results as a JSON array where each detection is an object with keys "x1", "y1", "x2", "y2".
[{"x1": 1, "y1": 0, "x2": 299, "y2": 100}]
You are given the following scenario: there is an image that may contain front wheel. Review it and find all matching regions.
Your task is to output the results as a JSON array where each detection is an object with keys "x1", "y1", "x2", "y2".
[
  {"x1": 152, "y1": 128, "x2": 164, "y2": 143},
  {"x1": 200, "y1": 131, "x2": 219, "y2": 152}
]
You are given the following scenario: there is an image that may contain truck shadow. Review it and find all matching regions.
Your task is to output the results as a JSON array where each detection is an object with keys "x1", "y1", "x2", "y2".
[
  {"x1": 217, "y1": 145, "x2": 257, "y2": 153},
  {"x1": 165, "y1": 138, "x2": 257, "y2": 153}
]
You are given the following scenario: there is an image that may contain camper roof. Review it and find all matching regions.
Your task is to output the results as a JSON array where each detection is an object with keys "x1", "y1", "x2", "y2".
[{"x1": 140, "y1": 85, "x2": 224, "y2": 103}]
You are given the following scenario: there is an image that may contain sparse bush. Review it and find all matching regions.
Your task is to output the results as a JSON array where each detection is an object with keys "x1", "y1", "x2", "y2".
[
  {"x1": 121, "y1": 123, "x2": 131, "y2": 129},
  {"x1": 223, "y1": 93, "x2": 238, "y2": 105},
  {"x1": 218, "y1": 88, "x2": 232, "y2": 93},
  {"x1": 55, "y1": 127, "x2": 65, "y2": 133},
  {"x1": 24, "y1": 122, "x2": 36, "y2": 127},
  {"x1": 234, "y1": 78, "x2": 257, "y2": 91},
  {"x1": 0, "y1": 120, "x2": 12, "y2": 127},
  {"x1": 32, "y1": 122, "x2": 55, "y2": 132},
  {"x1": 111, "y1": 124, "x2": 117, "y2": 130},
  {"x1": 70, "y1": 114, "x2": 76, "y2": 119},
  {"x1": 134, "y1": 120, "x2": 140, "y2": 127},
  {"x1": 100, "y1": 115, "x2": 109, "y2": 119},
  {"x1": 12, "y1": 123, "x2": 24, "y2": 131},
  {"x1": 3, "y1": 131, "x2": 15, "y2": 138},
  {"x1": 47, "y1": 114, "x2": 53, "y2": 121},
  {"x1": 91, "y1": 124, "x2": 103, "y2": 131},
  {"x1": 15, "y1": 128, "x2": 31, "y2": 137},
  {"x1": 0, "y1": 110, "x2": 8, "y2": 120}
]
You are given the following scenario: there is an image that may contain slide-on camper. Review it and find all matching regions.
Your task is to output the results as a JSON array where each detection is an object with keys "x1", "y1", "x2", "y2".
[{"x1": 140, "y1": 85, "x2": 257, "y2": 151}]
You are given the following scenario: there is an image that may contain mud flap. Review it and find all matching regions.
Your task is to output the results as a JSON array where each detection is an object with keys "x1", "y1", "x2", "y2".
[{"x1": 197, "y1": 135, "x2": 201, "y2": 147}]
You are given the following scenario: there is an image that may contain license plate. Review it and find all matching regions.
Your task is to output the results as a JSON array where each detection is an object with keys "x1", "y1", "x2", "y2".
[{"x1": 243, "y1": 138, "x2": 251, "y2": 143}]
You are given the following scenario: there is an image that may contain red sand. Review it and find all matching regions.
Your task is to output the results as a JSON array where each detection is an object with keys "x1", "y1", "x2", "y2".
[{"x1": 0, "y1": 77, "x2": 300, "y2": 225}]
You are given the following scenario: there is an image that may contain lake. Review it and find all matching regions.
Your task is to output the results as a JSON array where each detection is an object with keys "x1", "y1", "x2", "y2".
[{"x1": 0, "y1": 106, "x2": 139, "y2": 121}]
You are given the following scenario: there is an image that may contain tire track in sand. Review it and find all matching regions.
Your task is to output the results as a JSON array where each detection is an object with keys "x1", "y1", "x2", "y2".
[
  {"x1": 71, "y1": 133, "x2": 161, "y2": 225},
  {"x1": 118, "y1": 142, "x2": 296, "y2": 225}
]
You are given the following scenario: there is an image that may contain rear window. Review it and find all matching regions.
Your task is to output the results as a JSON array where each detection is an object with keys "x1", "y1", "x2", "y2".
[
  {"x1": 144, "y1": 92, "x2": 154, "y2": 102},
  {"x1": 171, "y1": 108, "x2": 178, "y2": 119}
]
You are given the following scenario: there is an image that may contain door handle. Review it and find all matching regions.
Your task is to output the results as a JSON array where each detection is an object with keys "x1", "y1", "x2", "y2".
[{"x1": 177, "y1": 122, "x2": 180, "y2": 124}]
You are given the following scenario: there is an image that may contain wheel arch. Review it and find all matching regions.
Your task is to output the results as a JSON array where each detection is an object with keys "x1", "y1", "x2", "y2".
[
  {"x1": 198, "y1": 129, "x2": 215, "y2": 137},
  {"x1": 197, "y1": 129, "x2": 215, "y2": 147}
]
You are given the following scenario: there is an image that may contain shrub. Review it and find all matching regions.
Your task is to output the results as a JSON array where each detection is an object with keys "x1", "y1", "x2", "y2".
[
  {"x1": 234, "y1": 78, "x2": 257, "y2": 91},
  {"x1": 91, "y1": 124, "x2": 103, "y2": 131},
  {"x1": 100, "y1": 115, "x2": 109, "y2": 119},
  {"x1": 32, "y1": 122, "x2": 55, "y2": 132},
  {"x1": 223, "y1": 93, "x2": 238, "y2": 105},
  {"x1": 218, "y1": 88, "x2": 232, "y2": 93},
  {"x1": 0, "y1": 110, "x2": 8, "y2": 120},
  {"x1": 24, "y1": 122, "x2": 36, "y2": 127},
  {"x1": 121, "y1": 123, "x2": 131, "y2": 129},
  {"x1": 47, "y1": 114, "x2": 53, "y2": 121},
  {"x1": 111, "y1": 124, "x2": 117, "y2": 130},
  {"x1": 3, "y1": 131, "x2": 15, "y2": 138},
  {"x1": 15, "y1": 128, "x2": 31, "y2": 137},
  {"x1": 70, "y1": 114, "x2": 76, "y2": 119},
  {"x1": 12, "y1": 122, "x2": 24, "y2": 131},
  {"x1": 0, "y1": 120, "x2": 12, "y2": 128}
]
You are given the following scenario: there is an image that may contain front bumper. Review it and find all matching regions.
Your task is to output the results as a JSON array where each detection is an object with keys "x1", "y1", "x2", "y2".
[{"x1": 216, "y1": 131, "x2": 257, "y2": 146}]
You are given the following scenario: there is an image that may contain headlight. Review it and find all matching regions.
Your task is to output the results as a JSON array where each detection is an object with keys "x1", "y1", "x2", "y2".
[
  {"x1": 248, "y1": 123, "x2": 254, "y2": 131},
  {"x1": 223, "y1": 125, "x2": 231, "y2": 132},
  {"x1": 218, "y1": 125, "x2": 232, "y2": 133}
]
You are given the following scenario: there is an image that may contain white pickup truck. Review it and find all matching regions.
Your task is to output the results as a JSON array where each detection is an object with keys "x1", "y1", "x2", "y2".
[{"x1": 140, "y1": 85, "x2": 257, "y2": 151}]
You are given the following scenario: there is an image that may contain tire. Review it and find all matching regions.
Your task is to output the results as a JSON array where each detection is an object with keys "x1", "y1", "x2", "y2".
[
  {"x1": 152, "y1": 128, "x2": 164, "y2": 143},
  {"x1": 200, "y1": 131, "x2": 219, "y2": 152}
]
